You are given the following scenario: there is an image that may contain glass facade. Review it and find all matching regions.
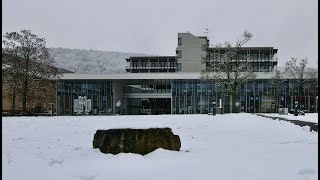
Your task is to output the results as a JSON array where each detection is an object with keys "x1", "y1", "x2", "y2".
[
  {"x1": 124, "y1": 79, "x2": 171, "y2": 94},
  {"x1": 172, "y1": 80, "x2": 216, "y2": 114},
  {"x1": 57, "y1": 80, "x2": 113, "y2": 115},
  {"x1": 56, "y1": 78, "x2": 318, "y2": 115},
  {"x1": 172, "y1": 79, "x2": 318, "y2": 114},
  {"x1": 124, "y1": 79, "x2": 171, "y2": 115}
]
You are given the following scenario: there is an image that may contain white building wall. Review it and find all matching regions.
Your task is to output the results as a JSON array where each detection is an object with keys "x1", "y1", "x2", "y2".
[{"x1": 176, "y1": 32, "x2": 207, "y2": 72}]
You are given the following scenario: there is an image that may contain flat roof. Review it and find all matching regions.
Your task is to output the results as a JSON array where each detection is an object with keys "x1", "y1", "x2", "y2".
[
  {"x1": 59, "y1": 71, "x2": 298, "y2": 80},
  {"x1": 60, "y1": 73, "x2": 201, "y2": 80},
  {"x1": 126, "y1": 56, "x2": 176, "y2": 59},
  {"x1": 208, "y1": 47, "x2": 278, "y2": 53}
]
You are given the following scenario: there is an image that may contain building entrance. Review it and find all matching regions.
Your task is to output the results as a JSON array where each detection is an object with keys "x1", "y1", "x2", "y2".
[{"x1": 127, "y1": 98, "x2": 171, "y2": 115}]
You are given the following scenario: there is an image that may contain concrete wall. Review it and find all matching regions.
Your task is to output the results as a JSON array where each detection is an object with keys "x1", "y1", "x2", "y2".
[{"x1": 176, "y1": 32, "x2": 207, "y2": 72}]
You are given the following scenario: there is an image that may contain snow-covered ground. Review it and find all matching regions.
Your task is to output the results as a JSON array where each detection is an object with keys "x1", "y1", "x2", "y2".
[
  {"x1": 2, "y1": 114, "x2": 318, "y2": 180},
  {"x1": 259, "y1": 113, "x2": 318, "y2": 123}
]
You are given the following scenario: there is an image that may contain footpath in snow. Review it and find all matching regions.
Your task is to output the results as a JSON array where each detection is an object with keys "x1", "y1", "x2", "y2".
[
  {"x1": 259, "y1": 113, "x2": 318, "y2": 123},
  {"x1": 258, "y1": 113, "x2": 318, "y2": 132}
]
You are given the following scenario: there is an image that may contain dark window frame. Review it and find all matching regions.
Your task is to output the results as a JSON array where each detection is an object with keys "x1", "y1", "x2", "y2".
[{"x1": 176, "y1": 50, "x2": 182, "y2": 58}]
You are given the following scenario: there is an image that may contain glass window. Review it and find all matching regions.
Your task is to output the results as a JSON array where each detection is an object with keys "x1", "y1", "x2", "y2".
[
  {"x1": 151, "y1": 62, "x2": 156, "y2": 67},
  {"x1": 178, "y1": 63, "x2": 182, "y2": 71},
  {"x1": 178, "y1": 38, "x2": 182, "y2": 45},
  {"x1": 176, "y1": 50, "x2": 182, "y2": 58}
]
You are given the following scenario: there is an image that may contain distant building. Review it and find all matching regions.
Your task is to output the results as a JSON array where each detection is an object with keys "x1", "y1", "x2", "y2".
[{"x1": 55, "y1": 32, "x2": 318, "y2": 115}]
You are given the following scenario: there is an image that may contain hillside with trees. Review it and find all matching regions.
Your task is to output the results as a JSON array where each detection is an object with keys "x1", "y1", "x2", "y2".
[{"x1": 49, "y1": 48, "x2": 148, "y2": 73}]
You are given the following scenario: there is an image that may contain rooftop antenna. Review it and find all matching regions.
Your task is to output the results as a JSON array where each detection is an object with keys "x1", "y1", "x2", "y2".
[
  {"x1": 203, "y1": 25, "x2": 213, "y2": 47},
  {"x1": 204, "y1": 25, "x2": 209, "y2": 37}
]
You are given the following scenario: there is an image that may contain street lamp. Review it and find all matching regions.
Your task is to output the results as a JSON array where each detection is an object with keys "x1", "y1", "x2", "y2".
[{"x1": 316, "y1": 96, "x2": 318, "y2": 113}]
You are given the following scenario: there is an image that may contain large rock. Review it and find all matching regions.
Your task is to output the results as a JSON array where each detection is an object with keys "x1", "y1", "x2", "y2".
[{"x1": 93, "y1": 128, "x2": 181, "y2": 155}]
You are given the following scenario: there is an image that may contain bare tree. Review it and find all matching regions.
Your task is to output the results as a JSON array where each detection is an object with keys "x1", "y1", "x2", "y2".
[
  {"x1": 2, "y1": 62, "x2": 21, "y2": 113},
  {"x1": 201, "y1": 30, "x2": 256, "y2": 113},
  {"x1": 307, "y1": 67, "x2": 318, "y2": 93},
  {"x1": 269, "y1": 70, "x2": 285, "y2": 112},
  {"x1": 284, "y1": 57, "x2": 309, "y2": 107},
  {"x1": 2, "y1": 30, "x2": 61, "y2": 114},
  {"x1": 306, "y1": 67, "x2": 318, "y2": 112}
]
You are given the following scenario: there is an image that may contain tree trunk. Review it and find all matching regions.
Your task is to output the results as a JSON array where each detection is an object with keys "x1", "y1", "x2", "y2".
[
  {"x1": 11, "y1": 92, "x2": 16, "y2": 114},
  {"x1": 274, "y1": 96, "x2": 278, "y2": 113},
  {"x1": 299, "y1": 83, "x2": 303, "y2": 110},
  {"x1": 22, "y1": 78, "x2": 28, "y2": 114},
  {"x1": 274, "y1": 91, "x2": 278, "y2": 113},
  {"x1": 231, "y1": 89, "x2": 237, "y2": 113}
]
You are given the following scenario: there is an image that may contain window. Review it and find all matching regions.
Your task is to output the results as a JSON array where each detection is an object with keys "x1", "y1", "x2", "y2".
[
  {"x1": 176, "y1": 50, "x2": 182, "y2": 58},
  {"x1": 178, "y1": 38, "x2": 182, "y2": 45},
  {"x1": 201, "y1": 44, "x2": 207, "y2": 51},
  {"x1": 170, "y1": 61, "x2": 175, "y2": 68},
  {"x1": 177, "y1": 63, "x2": 182, "y2": 71}
]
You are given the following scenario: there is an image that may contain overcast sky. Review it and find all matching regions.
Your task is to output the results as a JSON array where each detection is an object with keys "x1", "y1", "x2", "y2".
[{"x1": 3, "y1": 0, "x2": 318, "y2": 67}]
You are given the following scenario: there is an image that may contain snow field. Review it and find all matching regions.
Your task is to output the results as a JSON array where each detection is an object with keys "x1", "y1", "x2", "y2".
[{"x1": 2, "y1": 114, "x2": 318, "y2": 180}]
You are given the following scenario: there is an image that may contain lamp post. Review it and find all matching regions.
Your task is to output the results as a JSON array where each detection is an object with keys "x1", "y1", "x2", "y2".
[
  {"x1": 294, "y1": 101, "x2": 299, "y2": 116},
  {"x1": 316, "y1": 96, "x2": 318, "y2": 113}
]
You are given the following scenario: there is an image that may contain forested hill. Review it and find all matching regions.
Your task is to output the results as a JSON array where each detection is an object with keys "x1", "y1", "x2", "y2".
[{"x1": 49, "y1": 48, "x2": 147, "y2": 73}]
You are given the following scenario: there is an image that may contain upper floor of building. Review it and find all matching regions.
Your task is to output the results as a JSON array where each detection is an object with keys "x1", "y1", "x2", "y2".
[
  {"x1": 125, "y1": 32, "x2": 278, "y2": 73},
  {"x1": 125, "y1": 56, "x2": 178, "y2": 73}
]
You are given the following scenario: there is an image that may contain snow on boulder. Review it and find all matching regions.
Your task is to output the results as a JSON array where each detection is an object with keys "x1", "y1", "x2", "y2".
[{"x1": 93, "y1": 128, "x2": 181, "y2": 155}]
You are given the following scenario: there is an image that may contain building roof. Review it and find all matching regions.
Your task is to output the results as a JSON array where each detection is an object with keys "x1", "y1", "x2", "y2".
[
  {"x1": 59, "y1": 71, "x2": 303, "y2": 80},
  {"x1": 208, "y1": 47, "x2": 278, "y2": 53},
  {"x1": 197, "y1": 36, "x2": 208, "y2": 40},
  {"x1": 126, "y1": 56, "x2": 177, "y2": 61}
]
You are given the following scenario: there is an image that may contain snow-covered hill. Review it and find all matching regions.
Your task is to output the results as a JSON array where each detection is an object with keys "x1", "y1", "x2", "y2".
[{"x1": 49, "y1": 48, "x2": 148, "y2": 73}]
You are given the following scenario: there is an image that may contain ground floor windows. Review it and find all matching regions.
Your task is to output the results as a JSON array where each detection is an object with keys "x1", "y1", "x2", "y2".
[
  {"x1": 56, "y1": 79, "x2": 318, "y2": 115},
  {"x1": 57, "y1": 80, "x2": 113, "y2": 115}
]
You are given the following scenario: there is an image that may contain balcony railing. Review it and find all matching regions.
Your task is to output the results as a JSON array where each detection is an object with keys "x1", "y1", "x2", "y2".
[
  {"x1": 207, "y1": 57, "x2": 278, "y2": 62},
  {"x1": 126, "y1": 66, "x2": 177, "y2": 69}
]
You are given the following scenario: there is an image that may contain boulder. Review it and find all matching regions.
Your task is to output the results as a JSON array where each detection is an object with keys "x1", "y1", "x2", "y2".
[{"x1": 93, "y1": 128, "x2": 181, "y2": 155}]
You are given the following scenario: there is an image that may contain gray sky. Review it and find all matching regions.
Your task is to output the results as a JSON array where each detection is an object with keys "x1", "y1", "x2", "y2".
[{"x1": 3, "y1": 0, "x2": 318, "y2": 67}]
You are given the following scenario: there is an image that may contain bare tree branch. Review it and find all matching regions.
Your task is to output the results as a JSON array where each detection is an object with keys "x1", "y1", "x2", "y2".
[
  {"x1": 201, "y1": 30, "x2": 256, "y2": 113},
  {"x1": 2, "y1": 30, "x2": 62, "y2": 114}
]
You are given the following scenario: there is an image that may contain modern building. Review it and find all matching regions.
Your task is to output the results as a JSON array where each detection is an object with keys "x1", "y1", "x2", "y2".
[{"x1": 56, "y1": 32, "x2": 318, "y2": 115}]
